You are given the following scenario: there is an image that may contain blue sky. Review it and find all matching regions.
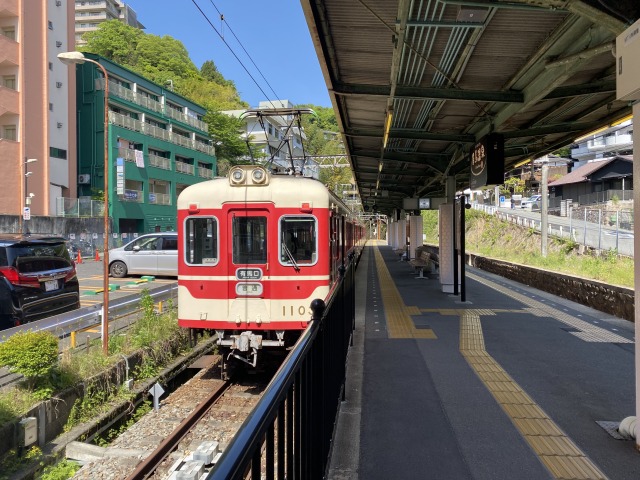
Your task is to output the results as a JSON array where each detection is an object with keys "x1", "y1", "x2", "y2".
[{"x1": 124, "y1": 0, "x2": 332, "y2": 108}]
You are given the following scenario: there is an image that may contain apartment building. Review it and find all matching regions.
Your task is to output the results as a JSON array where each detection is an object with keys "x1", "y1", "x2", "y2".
[
  {"x1": 571, "y1": 117, "x2": 633, "y2": 165},
  {"x1": 0, "y1": 0, "x2": 77, "y2": 220},
  {"x1": 72, "y1": 53, "x2": 216, "y2": 234},
  {"x1": 224, "y1": 100, "x2": 319, "y2": 179},
  {"x1": 75, "y1": 0, "x2": 143, "y2": 46}
]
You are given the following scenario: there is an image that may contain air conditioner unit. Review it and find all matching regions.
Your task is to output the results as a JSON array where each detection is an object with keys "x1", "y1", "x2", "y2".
[
  {"x1": 78, "y1": 174, "x2": 91, "y2": 184},
  {"x1": 616, "y1": 18, "x2": 640, "y2": 101}
]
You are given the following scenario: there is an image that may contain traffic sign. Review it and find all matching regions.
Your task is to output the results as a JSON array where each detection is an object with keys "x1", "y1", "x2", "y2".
[{"x1": 23, "y1": 207, "x2": 30, "y2": 220}]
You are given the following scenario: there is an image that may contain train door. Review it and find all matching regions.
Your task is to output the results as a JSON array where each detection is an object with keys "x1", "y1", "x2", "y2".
[{"x1": 228, "y1": 210, "x2": 269, "y2": 317}]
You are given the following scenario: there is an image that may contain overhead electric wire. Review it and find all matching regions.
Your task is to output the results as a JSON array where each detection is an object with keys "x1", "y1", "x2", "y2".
[
  {"x1": 189, "y1": 0, "x2": 277, "y2": 109},
  {"x1": 207, "y1": 0, "x2": 281, "y2": 103}
]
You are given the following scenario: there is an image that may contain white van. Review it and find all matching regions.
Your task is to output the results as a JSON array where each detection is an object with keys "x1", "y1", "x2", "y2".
[{"x1": 108, "y1": 233, "x2": 178, "y2": 278}]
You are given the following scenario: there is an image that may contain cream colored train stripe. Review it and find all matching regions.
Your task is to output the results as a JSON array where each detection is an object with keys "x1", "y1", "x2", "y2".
[
  {"x1": 461, "y1": 311, "x2": 607, "y2": 480},
  {"x1": 466, "y1": 272, "x2": 632, "y2": 344},
  {"x1": 373, "y1": 247, "x2": 436, "y2": 339}
]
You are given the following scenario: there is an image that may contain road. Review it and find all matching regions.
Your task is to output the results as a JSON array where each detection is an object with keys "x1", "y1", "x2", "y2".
[{"x1": 75, "y1": 258, "x2": 177, "y2": 308}]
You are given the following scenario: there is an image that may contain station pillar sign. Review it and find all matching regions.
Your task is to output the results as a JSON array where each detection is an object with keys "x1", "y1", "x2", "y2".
[{"x1": 470, "y1": 133, "x2": 504, "y2": 189}]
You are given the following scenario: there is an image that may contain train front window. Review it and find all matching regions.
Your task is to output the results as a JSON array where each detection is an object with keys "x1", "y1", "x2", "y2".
[
  {"x1": 233, "y1": 216, "x2": 267, "y2": 264},
  {"x1": 280, "y1": 216, "x2": 317, "y2": 266},
  {"x1": 185, "y1": 217, "x2": 218, "y2": 265}
]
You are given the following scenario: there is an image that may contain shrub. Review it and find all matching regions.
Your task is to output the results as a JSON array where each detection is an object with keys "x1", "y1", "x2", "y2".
[{"x1": 0, "y1": 331, "x2": 59, "y2": 382}]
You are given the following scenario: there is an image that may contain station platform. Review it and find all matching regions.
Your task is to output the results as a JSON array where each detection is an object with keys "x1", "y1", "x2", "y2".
[{"x1": 327, "y1": 242, "x2": 638, "y2": 480}]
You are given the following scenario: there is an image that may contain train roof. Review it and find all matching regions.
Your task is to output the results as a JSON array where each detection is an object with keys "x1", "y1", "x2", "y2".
[{"x1": 178, "y1": 169, "x2": 338, "y2": 211}]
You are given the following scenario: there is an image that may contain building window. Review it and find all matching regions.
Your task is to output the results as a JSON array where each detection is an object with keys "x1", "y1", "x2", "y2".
[
  {"x1": 48, "y1": 21, "x2": 53, "y2": 30},
  {"x1": 49, "y1": 103, "x2": 53, "y2": 111},
  {"x1": 2, "y1": 75, "x2": 16, "y2": 90},
  {"x1": 50, "y1": 147, "x2": 67, "y2": 159},
  {"x1": 49, "y1": 62, "x2": 53, "y2": 70},
  {"x1": 1, "y1": 28, "x2": 15, "y2": 40},
  {"x1": 3, "y1": 125, "x2": 16, "y2": 141}
]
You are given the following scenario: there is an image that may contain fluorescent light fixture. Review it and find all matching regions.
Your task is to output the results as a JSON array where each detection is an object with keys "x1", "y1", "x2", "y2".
[{"x1": 383, "y1": 110, "x2": 393, "y2": 148}]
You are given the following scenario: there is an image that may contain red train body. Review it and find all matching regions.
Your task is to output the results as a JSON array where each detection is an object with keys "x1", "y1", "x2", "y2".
[{"x1": 177, "y1": 165, "x2": 364, "y2": 369}]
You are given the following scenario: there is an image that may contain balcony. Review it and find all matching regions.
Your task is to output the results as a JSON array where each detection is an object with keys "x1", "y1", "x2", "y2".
[
  {"x1": 149, "y1": 153, "x2": 171, "y2": 170},
  {"x1": 198, "y1": 167, "x2": 213, "y2": 179},
  {"x1": 0, "y1": 0, "x2": 19, "y2": 17},
  {"x1": 109, "y1": 111, "x2": 142, "y2": 132},
  {"x1": 137, "y1": 94, "x2": 163, "y2": 114},
  {"x1": 117, "y1": 147, "x2": 142, "y2": 163},
  {"x1": 186, "y1": 115, "x2": 209, "y2": 132},
  {"x1": 176, "y1": 161, "x2": 194, "y2": 175},
  {"x1": 0, "y1": 84, "x2": 19, "y2": 116},
  {"x1": 195, "y1": 140, "x2": 215, "y2": 155},
  {"x1": 144, "y1": 123, "x2": 171, "y2": 142},
  {"x1": 0, "y1": 33, "x2": 18, "y2": 66},
  {"x1": 172, "y1": 133, "x2": 192, "y2": 149},
  {"x1": 148, "y1": 192, "x2": 171, "y2": 205},
  {"x1": 108, "y1": 81, "x2": 135, "y2": 103}
]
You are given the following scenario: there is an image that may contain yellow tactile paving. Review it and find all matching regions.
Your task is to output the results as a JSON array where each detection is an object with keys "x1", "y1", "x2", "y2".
[
  {"x1": 467, "y1": 271, "x2": 631, "y2": 344},
  {"x1": 373, "y1": 246, "x2": 436, "y2": 339},
  {"x1": 460, "y1": 312, "x2": 608, "y2": 479}
]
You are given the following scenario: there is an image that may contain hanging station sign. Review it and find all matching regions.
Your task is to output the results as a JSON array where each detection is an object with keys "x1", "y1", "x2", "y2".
[{"x1": 469, "y1": 133, "x2": 504, "y2": 189}]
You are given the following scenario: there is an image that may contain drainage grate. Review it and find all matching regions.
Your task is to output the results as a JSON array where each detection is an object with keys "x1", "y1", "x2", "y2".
[{"x1": 595, "y1": 421, "x2": 628, "y2": 440}]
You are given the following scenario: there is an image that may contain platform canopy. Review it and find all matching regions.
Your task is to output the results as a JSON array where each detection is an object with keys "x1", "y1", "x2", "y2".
[{"x1": 300, "y1": 0, "x2": 640, "y2": 214}]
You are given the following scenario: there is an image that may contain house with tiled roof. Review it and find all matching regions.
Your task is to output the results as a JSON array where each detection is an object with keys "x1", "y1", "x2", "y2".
[{"x1": 548, "y1": 156, "x2": 633, "y2": 205}]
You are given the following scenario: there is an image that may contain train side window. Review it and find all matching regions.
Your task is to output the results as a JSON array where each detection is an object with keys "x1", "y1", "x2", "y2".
[
  {"x1": 185, "y1": 217, "x2": 218, "y2": 265},
  {"x1": 279, "y1": 216, "x2": 317, "y2": 266},
  {"x1": 233, "y1": 216, "x2": 267, "y2": 264}
]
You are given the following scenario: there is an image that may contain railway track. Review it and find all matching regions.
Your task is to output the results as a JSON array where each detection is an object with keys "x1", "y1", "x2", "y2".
[{"x1": 71, "y1": 355, "x2": 280, "y2": 479}]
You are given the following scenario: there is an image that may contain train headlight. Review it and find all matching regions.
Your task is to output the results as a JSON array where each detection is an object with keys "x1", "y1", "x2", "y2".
[
  {"x1": 230, "y1": 167, "x2": 246, "y2": 185},
  {"x1": 252, "y1": 167, "x2": 266, "y2": 184}
]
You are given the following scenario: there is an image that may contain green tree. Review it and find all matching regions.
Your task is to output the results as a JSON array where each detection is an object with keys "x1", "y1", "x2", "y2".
[
  {"x1": 79, "y1": 20, "x2": 143, "y2": 66},
  {"x1": 0, "y1": 331, "x2": 59, "y2": 383},
  {"x1": 205, "y1": 111, "x2": 250, "y2": 166},
  {"x1": 201, "y1": 60, "x2": 234, "y2": 87}
]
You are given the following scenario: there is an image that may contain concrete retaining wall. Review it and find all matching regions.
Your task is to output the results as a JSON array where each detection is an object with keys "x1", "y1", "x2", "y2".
[
  {"x1": 422, "y1": 246, "x2": 634, "y2": 322},
  {"x1": 0, "y1": 214, "x2": 105, "y2": 236}
]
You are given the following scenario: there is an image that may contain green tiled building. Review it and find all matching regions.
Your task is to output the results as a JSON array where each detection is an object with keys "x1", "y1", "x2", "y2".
[{"x1": 74, "y1": 53, "x2": 216, "y2": 235}]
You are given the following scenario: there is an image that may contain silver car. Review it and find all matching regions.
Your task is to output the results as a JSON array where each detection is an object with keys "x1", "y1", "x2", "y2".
[{"x1": 108, "y1": 233, "x2": 178, "y2": 278}]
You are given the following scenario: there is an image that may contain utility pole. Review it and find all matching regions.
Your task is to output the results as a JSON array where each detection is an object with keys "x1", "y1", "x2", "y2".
[{"x1": 541, "y1": 158, "x2": 549, "y2": 257}]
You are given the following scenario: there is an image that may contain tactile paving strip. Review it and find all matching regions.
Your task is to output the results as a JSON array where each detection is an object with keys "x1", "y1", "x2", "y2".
[
  {"x1": 373, "y1": 247, "x2": 436, "y2": 339},
  {"x1": 467, "y1": 272, "x2": 632, "y2": 344},
  {"x1": 460, "y1": 311, "x2": 608, "y2": 480}
]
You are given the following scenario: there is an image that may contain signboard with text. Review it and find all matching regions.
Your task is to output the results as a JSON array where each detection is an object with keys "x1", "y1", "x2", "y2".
[{"x1": 470, "y1": 133, "x2": 504, "y2": 189}]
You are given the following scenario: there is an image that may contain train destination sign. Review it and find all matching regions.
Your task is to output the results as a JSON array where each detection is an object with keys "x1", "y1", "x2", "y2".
[
  {"x1": 236, "y1": 268, "x2": 262, "y2": 281},
  {"x1": 470, "y1": 133, "x2": 504, "y2": 189}
]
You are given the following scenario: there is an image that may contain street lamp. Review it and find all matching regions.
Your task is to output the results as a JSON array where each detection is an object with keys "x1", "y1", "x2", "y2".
[
  {"x1": 22, "y1": 158, "x2": 37, "y2": 235},
  {"x1": 58, "y1": 51, "x2": 111, "y2": 355}
]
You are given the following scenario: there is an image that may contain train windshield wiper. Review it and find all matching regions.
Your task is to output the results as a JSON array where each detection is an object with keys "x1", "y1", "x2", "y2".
[{"x1": 282, "y1": 244, "x2": 300, "y2": 272}]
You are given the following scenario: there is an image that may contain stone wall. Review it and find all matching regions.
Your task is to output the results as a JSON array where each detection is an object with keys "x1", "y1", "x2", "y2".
[{"x1": 0, "y1": 215, "x2": 106, "y2": 236}]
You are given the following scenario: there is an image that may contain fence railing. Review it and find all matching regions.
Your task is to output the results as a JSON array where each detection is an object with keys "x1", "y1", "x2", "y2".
[
  {"x1": 577, "y1": 189, "x2": 633, "y2": 206},
  {"x1": 472, "y1": 203, "x2": 634, "y2": 257},
  {"x1": 209, "y1": 255, "x2": 357, "y2": 479}
]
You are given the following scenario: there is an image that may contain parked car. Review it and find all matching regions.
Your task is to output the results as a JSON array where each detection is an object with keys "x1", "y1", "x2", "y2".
[
  {"x1": 521, "y1": 194, "x2": 542, "y2": 210},
  {"x1": 108, "y1": 233, "x2": 178, "y2": 278},
  {"x1": 0, "y1": 235, "x2": 80, "y2": 330}
]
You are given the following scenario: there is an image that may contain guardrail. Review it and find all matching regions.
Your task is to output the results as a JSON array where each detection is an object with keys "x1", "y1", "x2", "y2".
[{"x1": 0, "y1": 283, "x2": 178, "y2": 343}]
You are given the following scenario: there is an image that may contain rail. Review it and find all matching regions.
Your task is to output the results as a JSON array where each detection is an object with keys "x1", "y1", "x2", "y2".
[
  {"x1": 208, "y1": 254, "x2": 357, "y2": 479},
  {"x1": 0, "y1": 282, "x2": 178, "y2": 343}
]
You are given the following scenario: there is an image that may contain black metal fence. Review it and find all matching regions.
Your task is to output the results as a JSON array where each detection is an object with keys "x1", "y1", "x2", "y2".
[{"x1": 207, "y1": 254, "x2": 357, "y2": 480}]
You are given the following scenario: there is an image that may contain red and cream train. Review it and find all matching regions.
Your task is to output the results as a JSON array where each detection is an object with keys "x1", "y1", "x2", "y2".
[{"x1": 177, "y1": 164, "x2": 364, "y2": 371}]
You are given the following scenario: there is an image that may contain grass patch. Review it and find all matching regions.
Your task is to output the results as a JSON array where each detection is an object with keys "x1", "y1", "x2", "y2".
[{"x1": 424, "y1": 208, "x2": 634, "y2": 288}]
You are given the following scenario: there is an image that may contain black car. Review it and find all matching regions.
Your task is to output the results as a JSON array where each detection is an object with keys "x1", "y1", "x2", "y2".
[{"x1": 0, "y1": 235, "x2": 80, "y2": 330}]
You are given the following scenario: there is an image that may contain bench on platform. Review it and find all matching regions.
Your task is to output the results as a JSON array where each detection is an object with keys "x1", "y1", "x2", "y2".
[
  {"x1": 409, "y1": 251, "x2": 439, "y2": 279},
  {"x1": 394, "y1": 247, "x2": 408, "y2": 261}
]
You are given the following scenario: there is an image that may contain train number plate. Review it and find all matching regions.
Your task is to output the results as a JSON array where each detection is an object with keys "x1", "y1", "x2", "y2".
[
  {"x1": 236, "y1": 282, "x2": 263, "y2": 296},
  {"x1": 236, "y1": 268, "x2": 262, "y2": 280},
  {"x1": 44, "y1": 280, "x2": 59, "y2": 291}
]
